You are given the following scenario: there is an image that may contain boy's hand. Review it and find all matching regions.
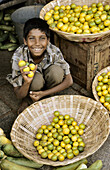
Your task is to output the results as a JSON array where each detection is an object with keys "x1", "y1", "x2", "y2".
[
  {"x1": 29, "y1": 91, "x2": 44, "y2": 102},
  {"x1": 19, "y1": 64, "x2": 37, "y2": 84}
]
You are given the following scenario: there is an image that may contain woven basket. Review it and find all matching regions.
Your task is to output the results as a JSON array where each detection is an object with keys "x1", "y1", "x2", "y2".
[
  {"x1": 40, "y1": 0, "x2": 110, "y2": 42},
  {"x1": 11, "y1": 95, "x2": 110, "y2": 166},
  {"x1": 92, "y1": 66, "x2": 110, "y2": 113}
]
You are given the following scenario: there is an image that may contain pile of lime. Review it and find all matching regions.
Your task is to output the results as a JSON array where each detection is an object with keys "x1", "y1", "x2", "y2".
[
  {"x1": 34, "y1": 111, "x2": 86, "y2": 161},
  {"x1": 44, "y1": 2, "x2": 110, "y2": 34},
  {"x1": 96, "y1": 71, "x2": 110, "y2": 111},
  {"x1": 18, "y1": 60, "x2": 36, "y2": 78}
]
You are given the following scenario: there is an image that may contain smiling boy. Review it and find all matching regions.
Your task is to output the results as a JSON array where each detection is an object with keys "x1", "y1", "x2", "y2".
[{"x1": 6, "y1": 18, "x2": 73, "y2": 114}]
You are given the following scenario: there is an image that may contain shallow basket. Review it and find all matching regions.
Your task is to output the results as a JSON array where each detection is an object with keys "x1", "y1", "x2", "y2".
[
  {"x1": 11, "y1": 95, "x2": 110, "y2": 166},
  {"x1": 92, "y1": 66, "x2": 110, "y2": 114},
  {"x1": 40, "y1": 0, "x2": 110, "y2": 42}
]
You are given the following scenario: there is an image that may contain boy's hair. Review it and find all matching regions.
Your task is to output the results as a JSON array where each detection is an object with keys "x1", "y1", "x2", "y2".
[{"x1": 23, "y1": 18, "x2": 50, "y2": 40}]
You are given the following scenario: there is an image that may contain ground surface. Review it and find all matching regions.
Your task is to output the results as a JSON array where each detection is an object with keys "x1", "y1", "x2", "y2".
[{"x1": 0, "y1": 51, "x2": 110, "y2": 170}]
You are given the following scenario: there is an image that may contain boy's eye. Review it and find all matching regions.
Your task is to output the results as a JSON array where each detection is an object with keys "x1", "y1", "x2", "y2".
[
  {"x1": 29, "y1": 37, "x2": 34, "y2": 40},
  {"x1": 40, "y1": 36, "x2": 46, "y2": 40}
]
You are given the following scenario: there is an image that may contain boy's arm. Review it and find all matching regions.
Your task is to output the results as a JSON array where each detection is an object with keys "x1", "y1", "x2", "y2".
[
  {"x1": 30, "y1": 74, "x2": 73, "y2": 102},
  {"x1": 14, "y1": 81, "x2": 31, "y2": 99},
  {"x1": 14, "y1": 65, "x2": 37, "y2": 99}
]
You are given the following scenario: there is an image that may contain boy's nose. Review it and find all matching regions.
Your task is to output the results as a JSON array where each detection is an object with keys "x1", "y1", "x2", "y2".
[{"x1": 35, "y1": 38, "x2": 40, "y2": 45}]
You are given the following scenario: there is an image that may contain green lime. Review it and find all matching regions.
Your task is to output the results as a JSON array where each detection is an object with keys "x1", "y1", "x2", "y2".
[
  {"x1": 78, "y1": 146, "x2": 84, "y2": 152},
  {"x1": 48, "y1": 144, "x2": 54, "y2": 151},
  {"x1": 64, "y1": 138, "x2": 70, "y2": 144},
  {"x1": 37, "y1": 128, "x2": 43, "y2": 134},
  {"x1": 66, "y1": 119, "x2": 72, "y2": 125},
  {"x1": 57, "y1": 135, "x2": 63, "y2": 141},
  {"x1": 105, "y1": 96, "x2": 110, "y2": 103},
  {"x1": 51, "y1": 122, "x2": 55, "y2": 127},
  {"x1": 41, "y1": 135, "x2": 48, "y2": 141},
  {"x1": 54, "y1": 111, "x2": 60, "y2": 117},
  {"x1": 53, "y1": 117, "x2": 59, "y2": 123},
  {"x1": 96, "y1": 85, "x2": 101, "y2": 91},
  {"x1": 53, "y1": 132, "x2": 58, "y2": 139},
  {"x1": 58, "y1": 128, "x2": 63, "y2": 133},
  {"x1": 41, "y1": 151, "x2": 48, "y2": 158},
  {"x1": 51, "y1": 155, "x2": 57, "y2": 161},
  {"x1": 79, "y1": 123, "x2": 86, "y2": 130}
]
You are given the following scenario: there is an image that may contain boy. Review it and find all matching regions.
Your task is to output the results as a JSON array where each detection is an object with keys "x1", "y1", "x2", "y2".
[{"x1": 6, "y1": 18, "x2": 73, "y2": 114}]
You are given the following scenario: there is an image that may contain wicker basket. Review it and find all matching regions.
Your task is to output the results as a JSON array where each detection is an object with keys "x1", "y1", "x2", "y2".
[
  {"x1": 11, "y1": 95, "x2": 110, "y2": 166},
  {"x1": 92, "y1": 66, "x2": 110, "y2": 113},
  {"x1": 40, "y1": 0, "x2": 110, "y2": 42}
]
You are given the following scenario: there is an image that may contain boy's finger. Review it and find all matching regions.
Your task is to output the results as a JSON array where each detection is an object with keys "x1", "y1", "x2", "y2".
[{"x1": 30, "y1": 91, "x2": 37, "y2": 95}]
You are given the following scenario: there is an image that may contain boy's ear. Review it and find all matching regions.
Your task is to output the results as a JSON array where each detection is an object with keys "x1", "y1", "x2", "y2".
[{"x1": 23, "y1": 38, "x2": 27, "y2": 45}]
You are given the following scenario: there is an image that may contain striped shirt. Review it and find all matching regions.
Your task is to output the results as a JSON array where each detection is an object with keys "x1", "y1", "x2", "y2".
[{"x1": 6, "y1": 42, "x2": 70, "y2": 87}]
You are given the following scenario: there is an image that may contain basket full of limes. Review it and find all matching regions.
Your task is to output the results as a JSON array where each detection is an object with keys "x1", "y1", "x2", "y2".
[
  {"x1": 92, "y1": 66, "x2": 110, "y2": 113},
  {"x1": 10, "y1": 95, "x2": 110, "y2": 166},
  {"x1": 40, "y1": 0, "x2": 110, "y2": 42}
]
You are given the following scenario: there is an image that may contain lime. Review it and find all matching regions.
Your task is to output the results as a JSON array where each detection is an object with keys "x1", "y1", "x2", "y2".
[
  {"x1": 66, "y1": 119, "x2": 72, "y2": 125},
  {"x1": 58, "y1": 154, "x2": 65, "y2": 161},
  {"x1": 105, "y1": 96, "x2": 110, "y2": 103},
  {"x1": 62, "y1": 152, "x2": 67, "y2": 158},
  {"x1": 53, "y1": 116, "x2": 59, "y2": 123},
  {"x1": 33, "y1": 140, "x2": 39, "y2": 147},
  {"x1": 48, "y1": 152, "x2": 54, "y2": 159},
  {"x1": 54, "y1": 111, "x2": 60, "y2": 117},
  {"x1": 57, "y1": 146, "x2": 62, "y2": 151},
  {"x1": 53, "y1": 139, "x2": 59, "y2": 146},
  {"x1": 73, "y1": 149, "x2": 79, "y2": 156},
  {"x1": 51, "y1": 155, "x2": 57, "y2": 161},
  {"x1": 44, "y1": 129, "x2": 49, "y2": 134},
  {"x1": 41, "y1": 135, "x2": 48, "y2": 141},
  {"x1": 41, "y1": 151, "x2": 48, "y2": 158},
  {"x1": 53, "y1": 132, "x2": 58, "y2": 139},
  {"x1": 104, "y1": 5, "x2": 110, "y2": 11},
  {"x1": 51, "y1": 128, "x2": 57, "y2": 133},
  {"x1": 41, "y1": 125, "x2": 47, "y2": 130},
  {"x1": 67, "y1": 152, "x2": 74, "y2": 159},
  {"x1": 37, "y1": 128, "x2": 43, "y2": 134},
  {"x1": 71, "y1": 129, "x2": 77, "y2": 135},
  {"x1": 64, "y1": 138, "x2": 70, "y2": 144},
  {"x1": 47, "y1": 144, "x2": 54, "y2": 151},
  {"x1": 96, "y1": 85, "x2": 101, "y2": 91},
  {"x1": 57, "y1": 135, "x2": 63, "y2": 141},
  {"x1": 47, "y1": 125, "x2": 53, "y2": 131},
  {"x1": 77, "y1": 137, "x2": 83, "y2": 142},
  {"x1": 59, "y1": 115, "x2": 64, "y2": 120},
  {"x1": 36, "y1": 133, "x2": 42, "y2": 140},
  {"x1": 78, "y1": 146, "x2": 84, "y2": 152},
  {"x1": 79, "y1": 123, "x2": 86, "y2": 130},
  {"x1": 78, "y1": 129, "x2": 84, "y2": 135},
  {"x1": 71, "y1": 135, "x2": 77, "y2": 142}
]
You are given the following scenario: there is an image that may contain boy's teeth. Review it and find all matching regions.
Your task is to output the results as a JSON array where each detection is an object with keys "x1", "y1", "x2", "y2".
[{"x1": 34, "y1": 48, "x2": 41, "y2": 51}]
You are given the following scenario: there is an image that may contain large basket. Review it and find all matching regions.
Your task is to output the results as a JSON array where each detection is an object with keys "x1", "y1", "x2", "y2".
[
  {"x1": 11, "y1": 95, "x2": 110, "y2": 166},
  {"x1": 92, "y1": 66, "x2": 110, "y2": 113},
  {"x1": 40, "y1": 0, "x2": 110, "y2": 42}
]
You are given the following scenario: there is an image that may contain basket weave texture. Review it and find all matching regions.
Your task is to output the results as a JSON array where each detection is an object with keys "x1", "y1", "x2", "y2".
[
  {"x1": 40, "y1": 0, "x2": 110, "y2": 42},
  {"x1": 11, "y1": 95, "x2": 110, "y2": 166},
  {"x1": 92, "y1": 66, "x2": 110, "y2": 114}
]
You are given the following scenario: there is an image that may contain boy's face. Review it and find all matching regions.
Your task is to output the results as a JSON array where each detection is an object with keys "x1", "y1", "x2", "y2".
[{"x1": 24, "y1": 29, "x2": 49, "y2": 58}]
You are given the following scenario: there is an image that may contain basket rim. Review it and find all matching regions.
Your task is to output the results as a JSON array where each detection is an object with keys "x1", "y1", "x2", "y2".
[
  {"x1": 92, "y1": 66, "x2": 110, "y2": 112},
  {"x1": 10, "y1": 95, "x2": 110, "y2": 166}
]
